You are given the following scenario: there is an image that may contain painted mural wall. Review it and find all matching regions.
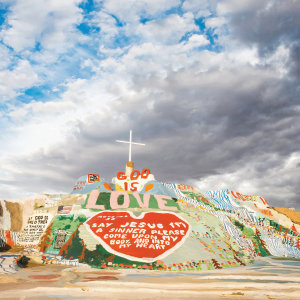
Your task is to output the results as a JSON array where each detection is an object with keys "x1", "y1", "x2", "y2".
[{"x1": 1, "y1": 169, "x2": 300, "y2": 271}]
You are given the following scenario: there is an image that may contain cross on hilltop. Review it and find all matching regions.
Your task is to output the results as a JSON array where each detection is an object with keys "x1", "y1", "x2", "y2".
[{"x1": 116, "y1": 130, "x2": 145, "y2": 162}]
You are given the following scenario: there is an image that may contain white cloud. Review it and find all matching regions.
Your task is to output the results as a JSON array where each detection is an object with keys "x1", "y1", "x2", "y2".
[
  {"x1": 182, "y1": 0, "x2": 211, "y2": 18},
  {"x1": 182, "y1": 0, "x2": 208, "y2": 11},
  {"x1": 0, "y1": 44, "x2": 12, "y2": 70},
  {"x1": 1, "y1": 0, "x2": 49, "y2": 52},
  {"x1": 99, "y1": 45, "x2": 125, "y2": 56},
  {"x1": 90, "y1": 11, "x2": 119, "y2": 42},
  {"x1": 0, "y1": 60, "x2": 39, "y2": 101},
  {"x1": 29, "y1": 50, "x2": 59, "y2": 65},
  {"x1": 178, "y1": 34, "x2": 209, "y2": 51},
  {"x1": 98, "y1": 0, "x2": 181, "y2": 23},
  {"x1": 205, "y1": 16, "x2": 227, "y2": 28},
  {"x1": 0, "y1": 0, "x2": 86, "y2": 52},
  {"x1": 30, "y1": 100, "x2": 76, "y2": 115},
  {"x1": 135, "y1": 12, "x2": 198, "y2": 44},
  {"x1": 216, "y1": 0, "x2": 262, "y2": 16}
]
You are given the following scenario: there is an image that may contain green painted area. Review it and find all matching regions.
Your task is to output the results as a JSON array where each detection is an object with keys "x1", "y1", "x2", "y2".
[
  {"x1": 45, "y1": 214, "x2": 88, "y2": 254},
  {"x1": 181, "y1": 191, "x2": 212, "y2": 207},
  {"x1": 233, "y1": 219, "x2": 270, "y2": 257}
]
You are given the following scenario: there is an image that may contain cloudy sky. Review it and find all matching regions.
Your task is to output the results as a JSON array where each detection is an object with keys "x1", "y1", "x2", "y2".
[{"x1": 0, "y1": 0, "x2": 299, "y2": 209}]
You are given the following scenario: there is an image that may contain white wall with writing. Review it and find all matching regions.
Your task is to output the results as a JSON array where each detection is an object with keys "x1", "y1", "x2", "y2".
[{"x1": 18, "y1": 213, "x2": 53, "y2": 246}]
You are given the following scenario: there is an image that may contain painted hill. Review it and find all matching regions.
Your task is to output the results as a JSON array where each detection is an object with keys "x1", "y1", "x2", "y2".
[{"x1": 1, "y1": 169, "x2": 300, "y2": 272}]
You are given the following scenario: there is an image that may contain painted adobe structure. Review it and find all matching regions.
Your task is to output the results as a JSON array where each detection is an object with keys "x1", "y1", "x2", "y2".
[{"x1": 1, "y1": 166, "x2": 300, "y2": 272}]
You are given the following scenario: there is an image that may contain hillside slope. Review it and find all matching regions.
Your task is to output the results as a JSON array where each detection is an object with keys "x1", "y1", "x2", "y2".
[{"x1": 1, "y1": 178, "x2": 300, "y2": 272}]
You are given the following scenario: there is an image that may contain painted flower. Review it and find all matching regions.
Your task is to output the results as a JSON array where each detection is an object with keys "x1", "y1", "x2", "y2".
[
  {"x1": 101, "y1": 264, "x2": 107, "y2": 269},
  {"x1": 138, "y1": 265, "x2": 141, "y2": 269},
  {"x1": 148, "y1": 266, "x2": 153, "y2": 270},
  {"x1": 142, "y1": 264, "x2": 147, "y2": 269},
  {"x1": 42, "y1": 256, "x2": 46, "y2": 260}
]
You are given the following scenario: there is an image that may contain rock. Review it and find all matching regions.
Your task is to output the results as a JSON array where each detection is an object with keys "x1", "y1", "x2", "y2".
[{"x1": 0, "y1": 195, "x2": 48, "y2": 232}]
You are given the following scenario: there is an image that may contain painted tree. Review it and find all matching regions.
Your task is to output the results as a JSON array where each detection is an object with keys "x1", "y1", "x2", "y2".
[
  {"x1": 294, "y1": 239, "x2": 300, "y2": 250},
  {"x1": 105, "y1": 254, "x2": 116, "y2": 263},
  {"x1": 234, "y1": 220, "x2": 245, "y2": 231},
  {"x1": 78, "y1": 244, "x2": 87, "y2": 261},
  {"x1": 81, "y1": 244, "x2": 111, "y2": 267},
  {"x1": 255, "y1": 228, "x2": 271, "y2": 256},
  {"x1": 38, "y1": 223, "x2": 53, "y2": 252},
  {"x1": 211, "y1": 259, "x2": 222, "y2": 269},
  {"x1": 252, "y1": 240, "x2": 262, "y2": 256},
  {"x1": 291, "y1": 224, "x2": 298, "y2": 234},
  {"x1": 233, "y1": 255, "x2": 246, "y2": 266}
]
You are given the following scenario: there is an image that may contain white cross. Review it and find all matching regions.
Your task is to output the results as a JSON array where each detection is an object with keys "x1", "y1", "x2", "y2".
[{"x1": 116, "y1": 130, "x2": 145, "y2": 161}]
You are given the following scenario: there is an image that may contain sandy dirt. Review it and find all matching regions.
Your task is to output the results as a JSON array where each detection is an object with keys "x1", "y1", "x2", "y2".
[{"x1": 0, "y1": 256, "x2": 300, "y2": 300}]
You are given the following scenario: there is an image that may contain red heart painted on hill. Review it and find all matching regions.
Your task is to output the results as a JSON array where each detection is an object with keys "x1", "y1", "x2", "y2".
[{"x1": 85, "y1": 211, "x2": 190, "y2": 262}]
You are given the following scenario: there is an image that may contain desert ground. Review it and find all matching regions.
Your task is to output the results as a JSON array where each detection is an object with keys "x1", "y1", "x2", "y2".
[{"x1": 1, "y1": 252, "x2": 300, "y2": 300}]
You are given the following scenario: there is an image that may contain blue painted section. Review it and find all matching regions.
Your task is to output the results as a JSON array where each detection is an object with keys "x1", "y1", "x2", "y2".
[
  {"x1": 70, "y1": 175, "x2": 114, "y2": 194},
  {"x1": 139, "y1": 180, "x2": 178, "y2": 198}
]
